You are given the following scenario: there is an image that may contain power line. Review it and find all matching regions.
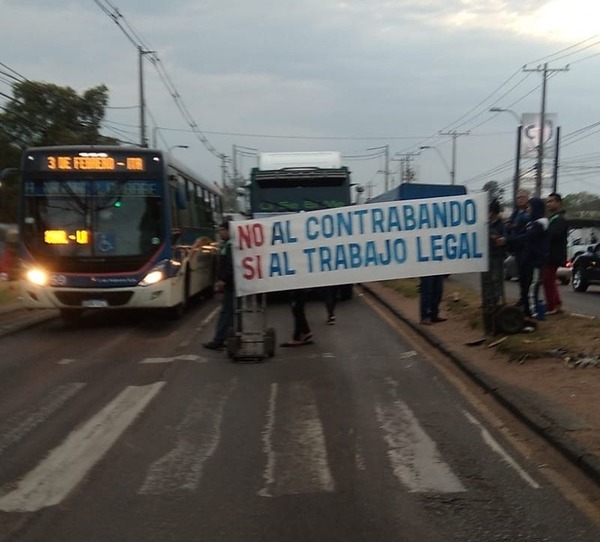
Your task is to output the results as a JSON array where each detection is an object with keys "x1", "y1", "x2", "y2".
[{"x1": 94, "y1": 0, "x2": 226, "y2": 163}]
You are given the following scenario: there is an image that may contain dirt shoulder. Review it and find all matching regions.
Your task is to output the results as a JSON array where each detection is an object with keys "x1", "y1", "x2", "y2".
[{"x1": 363, "y1": 278, "x2": 600, "y2": 482}]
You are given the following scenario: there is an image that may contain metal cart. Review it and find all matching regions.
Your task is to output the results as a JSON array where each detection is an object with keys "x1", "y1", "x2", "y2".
[{"x1": 226, "y1": 294, "x2": 276, "y2": 362}]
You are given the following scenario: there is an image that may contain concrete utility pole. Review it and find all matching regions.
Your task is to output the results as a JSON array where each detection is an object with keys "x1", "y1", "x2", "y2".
[
  {"x1": 220, "y1": 154, "x2": 228, "y2": 188},
  {"x1": 522, "y1": 63, "x2": 569, "y2": 196},
  {"x1": 439, "y1": 130, "x2": 469, "y2": 184},
  {"x1": 367, "y1": 145, "x2": 390, "y2": 192},
  {"x1": 138, "y1": 47, "x2": 155, "y2": 148},
  {"x1": 392, "y1": 152, "x2": 420, "y2": 184}
]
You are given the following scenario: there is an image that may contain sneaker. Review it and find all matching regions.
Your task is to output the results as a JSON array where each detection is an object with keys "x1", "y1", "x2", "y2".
[
  {"x1": 420, "y1": 318, "x2": 433, "y2": 326},
  {"x1": 431, "y1": 316, "x2": 447, "y2": 323},
  {"x1": 203, "y1": 341, "x2": 224, "y2": 350},
  {"x1": 327, "y1": 316, "x2": 336, "y2": 325}
]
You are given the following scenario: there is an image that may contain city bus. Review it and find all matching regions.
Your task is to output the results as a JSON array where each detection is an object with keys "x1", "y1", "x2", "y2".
[
  {"x1": 18, "y1": 145, "x2": 222, "y2": 322},
  {"x1": 245, "y1": 151, "x2": 362, "y2": 299}
]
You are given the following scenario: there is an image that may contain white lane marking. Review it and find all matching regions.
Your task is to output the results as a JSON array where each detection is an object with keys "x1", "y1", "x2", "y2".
[
  {"x1": 398, "y1": 350, "x2": 418, "y2": 359},
  {"x1": 57, "y1": 359, "x2": 77, "y2": 365},
  {"x1": 140, "y1": 354, "x2": 202, "y2": 364},
  {"x1": 463, "y1": 410, "x2": 540, "y2": 489},
  {"x1": 178, "y1": 307, "x2": 220, "y2": 347},
  {"x1": 0, "y1": 382, "x2": 165, "y2": 512},
  {"x1": 375, "y1": 389, "x2": 466, "y2": 493},
  {"x1": 138, "y1": 379, "x2": 236, "y2": 495},
  {"x1": 259, "y1": 382, "x2": 335, "y2": 497},
  {"x1": 0, "y1": 383, "x2": 86, "y2": 456}
]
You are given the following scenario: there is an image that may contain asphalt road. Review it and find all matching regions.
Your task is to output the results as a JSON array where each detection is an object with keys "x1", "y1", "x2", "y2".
[{"x1": 1, "y1": 293, "x2": 600, "y2": 541}]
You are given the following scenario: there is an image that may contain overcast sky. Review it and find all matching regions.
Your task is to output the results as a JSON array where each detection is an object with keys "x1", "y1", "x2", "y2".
[{"x1": 2, "y1": 0, "x2": 600, "y2": 200}]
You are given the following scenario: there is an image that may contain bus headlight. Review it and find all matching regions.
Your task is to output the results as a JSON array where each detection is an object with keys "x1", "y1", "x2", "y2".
[
  {"x1": 25, "y1": 268, "x2": 49, "y2": 286},
  {"x1": 139, "y1": 266, "x2": 165, "y2": 286}
]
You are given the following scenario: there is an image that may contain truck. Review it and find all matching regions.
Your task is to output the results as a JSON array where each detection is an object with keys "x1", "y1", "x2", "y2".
[
  {"x1": 245, "y1": 151, "x2": 362, "y2": 299},
  {"x1": 367, "y1": 182, "x2": 467, "y2": 203}
]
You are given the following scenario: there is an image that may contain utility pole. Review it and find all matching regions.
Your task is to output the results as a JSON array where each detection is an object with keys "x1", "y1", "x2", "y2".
[
  {"x1": 392, "y1": 152, "x2": 419, "y2": 183},
  {"x1": 138, "y1": 47, "x2": 155, "y2": 148},
  {"x1": 367, "y1": 145, "x2": 390, "y2": 192},
  {"x1": 232, "y1": 144, "x2": 238, "y2": 184},
  {"x1": 220, "y1": 154, "x2": 228, "y2": 188},
  {"x1": 439, "y1": 130, "x2": 469, "y2": 184},
  {"x1": 523, "y1": 63, "x2": 569, "y2": 196}
]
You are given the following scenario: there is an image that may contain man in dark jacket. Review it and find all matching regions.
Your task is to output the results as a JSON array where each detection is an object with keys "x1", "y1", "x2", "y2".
[
  {"x1": 516, "y1": 197, "x2": 549, "y2": 318},
  {"x1": 203, "y1": 220, "x2": 234, "y2": 350},
  {"x1": 542, "y1": 193, "x2": 568, "y2": 314},
  {"x1": 507, "y1": 189, "x2": 531, "y2": 309}
]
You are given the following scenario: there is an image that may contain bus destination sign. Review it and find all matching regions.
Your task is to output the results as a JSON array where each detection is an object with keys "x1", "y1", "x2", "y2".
[{"x1": 45, "y1": 154, "x2": 145, "y2": 172}]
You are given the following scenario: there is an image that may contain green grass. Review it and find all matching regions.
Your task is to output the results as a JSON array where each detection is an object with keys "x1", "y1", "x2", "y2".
[{"x1": 380, "y1": 278, "x2": 600, "y2": 360}]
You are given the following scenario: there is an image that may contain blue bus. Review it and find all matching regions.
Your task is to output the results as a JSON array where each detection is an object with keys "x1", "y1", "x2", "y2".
[{"x1": 18, "y1": 146, "x2": 222, "y2": 322}]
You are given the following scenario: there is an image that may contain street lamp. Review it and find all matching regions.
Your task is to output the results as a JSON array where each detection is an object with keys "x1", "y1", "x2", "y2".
[
  {"x1": 168, "y1": 145, "x2": 189, "y2": 154},
  {"x1": 489, "y1": 107, "x2": 522, "y2": 124},
  {"x1": 419, "y1": 146, "x2": 451, "y2": 182}
]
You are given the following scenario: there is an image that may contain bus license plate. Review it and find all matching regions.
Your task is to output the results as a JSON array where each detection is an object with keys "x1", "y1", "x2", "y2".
[{"x1": 82, "y1": 299, "x2": 108, "y2": 308}]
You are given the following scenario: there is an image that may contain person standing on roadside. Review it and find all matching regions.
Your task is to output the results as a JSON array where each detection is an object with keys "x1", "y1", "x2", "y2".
[
  {"x1": 514, "y1": 197, "x2": 549, "y2": 318},
  {"x1": 203, "y1": 220, "x2": 234, "y2": 350},
  {"x1": 419, "y1": 275, "x2": 447, "y2": 325},
  {"x1": 487, "y1": 199, "x2": 508, "y2": 304},
  {"x1": 507, "y1": 189, "x2": 531, "y2": 310},
  {"x1": 543, "y1": 193, "x2": 568, "y2": 315}
]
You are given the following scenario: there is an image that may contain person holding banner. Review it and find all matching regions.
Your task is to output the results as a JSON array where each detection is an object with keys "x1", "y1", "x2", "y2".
[
  {"x1": 280, "y1": 288, "x2": 313, "y2": 347},
  {"x1": 203, "y1": 220, "x2": 235, "y2": 350},
  {"x1": 321, "y1": 285, "x2": 338, "y2": 325}
]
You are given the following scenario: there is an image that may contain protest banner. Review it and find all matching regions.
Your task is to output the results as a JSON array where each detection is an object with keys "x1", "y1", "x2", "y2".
[{"x1": 231, "y1": 192, "x2": 488, "y2": 297}]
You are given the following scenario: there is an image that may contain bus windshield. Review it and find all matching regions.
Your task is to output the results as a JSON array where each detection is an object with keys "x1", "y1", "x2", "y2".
[{"x1": 23, "y1": 177, "x2": 163, "y2": 260}]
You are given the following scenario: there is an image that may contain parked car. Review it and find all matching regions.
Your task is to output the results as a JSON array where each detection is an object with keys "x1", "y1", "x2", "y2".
[
  {"x1": 571, "y1": 243, "x2": 600, "y2": 292},
  {"x1": 503, "y1": 253, "x2": 570, "y2": 285}
]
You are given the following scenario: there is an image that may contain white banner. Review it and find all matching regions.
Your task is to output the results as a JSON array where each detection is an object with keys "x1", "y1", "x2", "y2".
[{"x1": 231, "y1": 192, "x2": 489, "y2": 296}]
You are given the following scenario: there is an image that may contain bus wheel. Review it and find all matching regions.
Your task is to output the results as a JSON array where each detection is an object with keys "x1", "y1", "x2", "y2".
[{"x1": 60, "y1": 308, "x2": 83, "y2": 324}]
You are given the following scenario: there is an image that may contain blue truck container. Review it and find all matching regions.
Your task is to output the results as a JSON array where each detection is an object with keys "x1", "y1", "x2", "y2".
[{"x1": 368, "y1": 183, "x2": 467, "y2": 202}]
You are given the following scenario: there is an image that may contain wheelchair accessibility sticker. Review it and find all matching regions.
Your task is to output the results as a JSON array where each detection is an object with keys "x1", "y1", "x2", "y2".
[{"x1": 96, "y1": 233, "x2": 116, "y2": 253}]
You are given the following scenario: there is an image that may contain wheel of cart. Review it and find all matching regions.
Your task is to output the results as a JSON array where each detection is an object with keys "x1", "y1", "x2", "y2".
[{"x1": 227, "y1": 294, "x2": 275, "y2": 362}]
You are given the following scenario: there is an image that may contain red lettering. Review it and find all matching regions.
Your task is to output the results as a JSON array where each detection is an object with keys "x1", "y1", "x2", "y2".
[
  {"x1": 237, "y1": 223, "x2": 265, "y2": 249},
  {"x1": 242, "y1": 255, "x2": 263, "y2": 280},
  {"x1": 256, "y1": 254, "x2": 263, "y2": 279}
]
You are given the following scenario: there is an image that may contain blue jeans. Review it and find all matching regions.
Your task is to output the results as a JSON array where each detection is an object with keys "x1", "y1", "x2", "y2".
[{"x1": 212, "y1": 289, "x2": 235, "y2": 345}]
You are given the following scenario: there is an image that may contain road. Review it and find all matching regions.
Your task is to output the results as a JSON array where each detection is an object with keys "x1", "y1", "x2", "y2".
[
  {"x1": 1, "y1": 293, "x2": 600, "y2": 541},
  {"x1": 448, "y1": 272, "x2": 600, "y2": 317}
]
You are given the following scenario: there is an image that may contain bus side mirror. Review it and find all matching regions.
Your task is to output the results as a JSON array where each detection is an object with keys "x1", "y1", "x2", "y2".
[{"x1": 0, "y1": 168, "x2": 19, "y2": 181}]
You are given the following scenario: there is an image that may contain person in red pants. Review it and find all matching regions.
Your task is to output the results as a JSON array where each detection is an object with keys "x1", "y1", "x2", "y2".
[{"x1": 542, "y1": 193, "x2": 568, "y2": 315}]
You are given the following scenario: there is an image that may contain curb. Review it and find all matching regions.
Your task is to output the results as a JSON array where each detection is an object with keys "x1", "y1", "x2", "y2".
[{"x1": 360, "y1": 283, "x2": 600, "y2": 487}]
